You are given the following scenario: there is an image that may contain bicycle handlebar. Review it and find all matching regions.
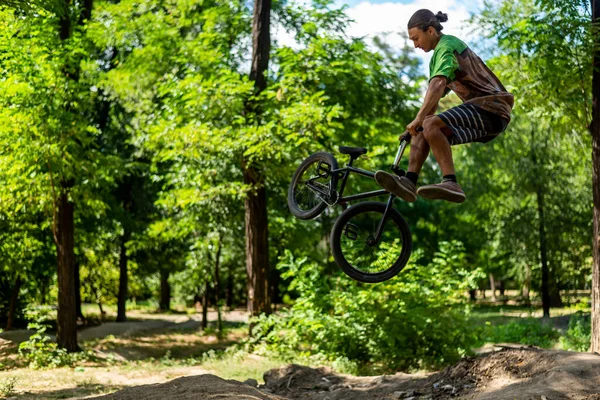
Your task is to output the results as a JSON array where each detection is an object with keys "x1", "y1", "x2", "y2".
[
  {"x1": 393, "y1": 127, "x2": 423, "y2": 174},
  {"x1": 400, "y1": 126, "x2": 424, "y2": 143}
]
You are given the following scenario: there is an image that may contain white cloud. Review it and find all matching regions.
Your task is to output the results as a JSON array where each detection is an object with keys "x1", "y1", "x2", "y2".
[
  {"x1": 272, "y1": 0, "x2": 487, "y2": 73},
  {"x1": 342, "y1": 0, "x2": 484, "y2": 71}
]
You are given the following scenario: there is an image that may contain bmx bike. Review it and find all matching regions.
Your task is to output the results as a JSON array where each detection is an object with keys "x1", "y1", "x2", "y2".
[{"x1": 287, "y1": 132, "x2": 418, "y2": 283}]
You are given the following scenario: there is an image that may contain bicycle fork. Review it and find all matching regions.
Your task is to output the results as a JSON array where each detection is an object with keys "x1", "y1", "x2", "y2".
[{"x1": 370, "y1": 135, "x2": 412, "y2": 244}]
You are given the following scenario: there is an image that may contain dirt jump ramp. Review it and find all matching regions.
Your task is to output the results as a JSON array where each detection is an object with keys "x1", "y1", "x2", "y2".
[{"x1": 93, "y1": 348, "x2": 600, "y2": 400}]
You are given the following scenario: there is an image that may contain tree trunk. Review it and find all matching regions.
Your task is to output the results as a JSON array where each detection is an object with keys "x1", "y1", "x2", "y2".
[
  {"x1": 469, "y1": 289, "x2": 477, "y2": 301},
  {"x1": 244, "y1": 0, "x2": 272, "y2": 323},
  {"x1": 530, "y1": 126, "x2": 551, "y2": 319},
  {"x1": 6, "y1": 275, "x2": 22, "y2": 331},
  {"x1": 489, "y1": 273, "x2": 497, "y2": 302},
  {"x1": 549, "y1": 270, "x2": 564, "y2": 308},
  {"x1": 56, "y1": 185, "x2": 79, "y2": 352},
  {"x1": 117, "y1": 230, "x2": 129, "y2": 322},
  {"x1": 591, "y1": 0, "x2": 600, "y2": 353},
  {"x1": 53, "y1": 0, "x2": 93, "y2": 353},
  {"x1": 214, "y1": 236, "x2": 223, "y2": 332},
  {"x1": 97, "y1": 300, "x2": 105, "y2": 322},
  {"x1": 74, "y1": 261, "x2": 85, "y2": 324},
  {"x1": 244, "y1": 169, "x2": 271, "y2": 318},
  {"x1": 202, "y1": 281, "x2": 209, "y2": 330},
  {"x1": 522, "y1": 264, "x2": 531, "y2": 304},
  {"x1": 226, "y1": 265, "x2": 234, "y2": 309},
  {"x1": 537, "y1": 186, "x2": 551, "y2": 318},
  {"x1": 40, "y1": 281, "x2": 47, "y2": 305},
  {"x1": 159, "y1": 270, "x2": 170, "y2": 312},
  {"x1": 249, "y1": 0, "x2": 271, "y2": 97}
]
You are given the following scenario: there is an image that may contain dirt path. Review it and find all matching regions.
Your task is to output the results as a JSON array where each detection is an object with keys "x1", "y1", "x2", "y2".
[
  {"x1": 92, "y1": 347, "x2": 600, "y2": 400},
  {"x1": 0, "y1": 310, "x2": 249, "y2": 346}
]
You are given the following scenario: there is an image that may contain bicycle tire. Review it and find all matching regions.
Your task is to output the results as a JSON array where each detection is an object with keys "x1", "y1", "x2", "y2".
[
  {"x1": 288, "y1": 152, "x2": 339, "y2": 220},
  {"x1": 330, "y1": 201, "x2": 412, "y2": 283}
]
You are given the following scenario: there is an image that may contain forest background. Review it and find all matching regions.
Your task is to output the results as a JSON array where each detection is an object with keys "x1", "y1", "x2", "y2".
[{"x1": 0, "y1": 0, "x2": 597, "y2": 384}]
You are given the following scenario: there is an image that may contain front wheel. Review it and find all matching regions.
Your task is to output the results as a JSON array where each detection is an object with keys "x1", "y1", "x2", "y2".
[
  {"x1": 330, "y1": 201, "x2": 412, "y2": 283},
  {"x1": 288, "y1": 152, "x2": 338, "y2": 220}
]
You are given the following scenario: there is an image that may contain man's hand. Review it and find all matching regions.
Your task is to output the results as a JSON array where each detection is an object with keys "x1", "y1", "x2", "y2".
[{"x1": 406, "y1": 118, "x2": 424, "y2": 137}]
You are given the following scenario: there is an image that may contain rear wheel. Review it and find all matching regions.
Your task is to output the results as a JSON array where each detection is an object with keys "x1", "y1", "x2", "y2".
[
  {"x1": 330, "y1": 201, "x2": 412, "y2": 283},
  {"x1": 287, "y1": 152, "x2": 338, "y2": 220}
]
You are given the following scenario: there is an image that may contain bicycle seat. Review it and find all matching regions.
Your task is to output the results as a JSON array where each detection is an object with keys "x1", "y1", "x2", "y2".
[{"x1": 339, "y1": 146, "x2": 367, "y2": 157}]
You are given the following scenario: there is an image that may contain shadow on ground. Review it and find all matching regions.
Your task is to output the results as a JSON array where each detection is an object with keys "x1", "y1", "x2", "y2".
[{"x1": 9, "y1": 383, "x2": 124, "y2": 400}]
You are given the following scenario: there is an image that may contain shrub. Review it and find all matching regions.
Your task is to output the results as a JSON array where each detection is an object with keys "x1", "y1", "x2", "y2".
[
  {"x1": 18, "y1": 306, "x2": 92, "y2": 369},
  {"x1": 0, "y1": 377, "x2": 17, "y2": 397},
  {"x1": 248, "y1": 241, "x2": 484, "y2": 372},
  {"x1": 478, "y1": 318, "x2": 560, "y2": 348},
  {"x1": 560, "y1": 313, "x2": 590, "y2": 352}
]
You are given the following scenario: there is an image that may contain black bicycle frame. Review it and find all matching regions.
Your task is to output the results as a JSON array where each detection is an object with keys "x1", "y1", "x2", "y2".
[
  {"x1": 315, "y1": 134, "x2": 412, "y2": 243},
  {"x1": 333, "y1": 134, "x2": 411, "y2": 205}
]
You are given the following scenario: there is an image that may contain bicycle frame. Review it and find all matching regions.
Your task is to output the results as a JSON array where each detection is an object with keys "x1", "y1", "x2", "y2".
[
  {"x1": 333, "y1": 134, "x2": 411, "y2": 205},
  {"x1": 306, "y1": 134, "x2": 412, "y2": 244}
]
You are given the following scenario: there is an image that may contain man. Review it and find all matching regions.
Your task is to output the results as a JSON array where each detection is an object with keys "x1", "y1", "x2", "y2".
[{"x1": 375, "y1": 9, "x2": 514, "y2": 203}]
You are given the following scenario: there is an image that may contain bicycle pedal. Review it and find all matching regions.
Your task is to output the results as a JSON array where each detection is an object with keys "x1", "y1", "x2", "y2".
[{"x1": 391, "y1": 166, "x2": 406, "y2": 176}]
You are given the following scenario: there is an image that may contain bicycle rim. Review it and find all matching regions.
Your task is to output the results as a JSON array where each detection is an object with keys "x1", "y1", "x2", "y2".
[{"x1": 333, "y1": 203, "x2": 411, "y2": 281}]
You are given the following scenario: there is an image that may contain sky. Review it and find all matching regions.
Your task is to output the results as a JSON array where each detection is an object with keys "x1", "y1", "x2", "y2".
[{"x1": 274, "y1": 0, "x2": 487, "y2": 74}]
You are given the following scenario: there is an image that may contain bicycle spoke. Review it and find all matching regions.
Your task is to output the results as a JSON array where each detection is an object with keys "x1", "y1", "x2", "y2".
[
  {"x1": 294, "y1": 162, "x2": 331, "y2": 211},
  {"x1": 338, "y1": 210, "x2": 405, "y2": 274}
]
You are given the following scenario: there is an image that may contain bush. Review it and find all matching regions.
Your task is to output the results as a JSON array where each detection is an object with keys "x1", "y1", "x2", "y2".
[
  {"x1": 18, "y1": 306, "x2": 92, "y2": 369},
  {"x1": 248, "y1": 242, "x2": 484, "y2": 372},
  {"x1": 478, "y1": 318, "x2": 560, "y2": 348},
  {"x1": 560, "y1": 313, "x2": 590, "y2": 352},
  {"x1": 0, "y1": 377, "x2": 17, "y2": 397}
]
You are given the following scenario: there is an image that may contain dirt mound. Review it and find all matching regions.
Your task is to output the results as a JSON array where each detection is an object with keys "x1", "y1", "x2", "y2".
[
  {"x1": 92, "y1": 348, "x2": 600, "y2": 400},
  {"x1": 435, "y1": 347, "x2": 600, "y2": 400},
  {"x1": 92, "y1": 374, "x2": 284, "y2": 400}
]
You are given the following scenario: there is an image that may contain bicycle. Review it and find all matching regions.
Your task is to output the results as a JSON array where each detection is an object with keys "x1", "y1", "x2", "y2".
[{"x1": 287, "y1": 131, "x2": 418, "y2": 283}]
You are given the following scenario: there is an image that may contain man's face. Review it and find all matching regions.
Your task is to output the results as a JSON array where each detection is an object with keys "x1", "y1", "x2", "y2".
[{"x1": 408, "y1": 27, "x2": 437, "y2": 53}]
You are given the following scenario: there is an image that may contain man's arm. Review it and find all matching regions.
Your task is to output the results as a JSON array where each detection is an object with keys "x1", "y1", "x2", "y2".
[{"x1": 406, "y1": 76, "x2": 448, "y2": 135}]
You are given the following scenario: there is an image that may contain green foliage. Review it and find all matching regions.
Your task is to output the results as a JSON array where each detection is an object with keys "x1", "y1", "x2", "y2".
[
  {"x1": 248, "y1": 242, "x2": 483, "y2": 372},
  {"x1": 0, "y1": 377, "x2": 17, "y2": 397},
  {"x1": 477, "y1": 318, "x2": 560, "y2": 348},
  {"x1": 18, "y1": 306, "x2": 92, "y2": 369},
  {"x1": 560, "y1": 313, "x2": 591, "y2": 352}
]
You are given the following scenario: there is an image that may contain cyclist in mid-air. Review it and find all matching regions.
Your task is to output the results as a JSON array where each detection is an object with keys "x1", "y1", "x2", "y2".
[{"x1": 375, "y1": 9, "x2": 514, "y2": 203}]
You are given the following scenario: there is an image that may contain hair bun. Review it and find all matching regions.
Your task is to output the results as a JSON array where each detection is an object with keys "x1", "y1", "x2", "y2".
[{"x1": 435, "y1": 11, "x2": 448, "y2": 23}]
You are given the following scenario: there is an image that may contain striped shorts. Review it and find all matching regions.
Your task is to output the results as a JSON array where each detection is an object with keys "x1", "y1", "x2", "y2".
[{"x1": 437, "y1": 103, "x2": 509, "y2": 146}]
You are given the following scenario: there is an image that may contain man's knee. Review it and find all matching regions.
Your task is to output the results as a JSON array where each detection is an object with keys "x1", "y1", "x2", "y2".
[{"x1": 422, "y1": 116, "x2": 445, "y2": 141}]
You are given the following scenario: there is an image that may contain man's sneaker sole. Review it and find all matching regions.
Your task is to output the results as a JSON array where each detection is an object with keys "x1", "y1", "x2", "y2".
[
  {"x1": 374, "y1": 171, "x2": 417, "y2": 203},
  {"x1": 417, "y1": 185, "x2": 466, "y2": 203}
]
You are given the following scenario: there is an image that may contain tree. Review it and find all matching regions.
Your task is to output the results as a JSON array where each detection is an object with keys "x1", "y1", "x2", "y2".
[
  {"x1": 591, "y1": 0, "x2": 600, "y2": 352},
  {"x1": 473, "y1": 0, "x2": 593, "y2": 318},
  {"x1": 243, "y1": 0, "x2": 273, "y2": 318}
]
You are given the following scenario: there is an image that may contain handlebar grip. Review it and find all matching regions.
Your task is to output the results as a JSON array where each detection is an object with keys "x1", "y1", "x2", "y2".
[{"x1": 401, "y1": 127, "x2": 424, "y2": 142}]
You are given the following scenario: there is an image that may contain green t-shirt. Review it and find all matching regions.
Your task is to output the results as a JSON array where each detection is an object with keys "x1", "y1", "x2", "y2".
[{"x1": 429, "y1": 35, "x2": 468, "y2": 83}]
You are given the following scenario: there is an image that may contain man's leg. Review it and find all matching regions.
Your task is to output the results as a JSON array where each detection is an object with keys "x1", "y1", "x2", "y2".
[
  {"x1": 417, "y1": 115, "x2": 466, "y2": 203},
  {"x1": 373, "y1": 133, "x2": 431, "y2": 203},
  {"x1": 407, "y1": 132, "x2": 430, "y2": 175},
  {"x1": 421, "y1": 115, "x2": 454, "y2": 176}
]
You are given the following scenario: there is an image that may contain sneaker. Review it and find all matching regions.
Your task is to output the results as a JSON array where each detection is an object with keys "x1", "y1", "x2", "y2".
[
  {"x1": 374, "y1": 171, "x2": 417, "y2": 202},
  {"x1": 417, "y1": 180, "x2": 466, "y2": 203}
]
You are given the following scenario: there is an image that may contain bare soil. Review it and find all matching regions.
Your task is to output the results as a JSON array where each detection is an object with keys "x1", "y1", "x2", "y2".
[{"x1": 92, "y1": 347, "x2": 600, "y2": 400}]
